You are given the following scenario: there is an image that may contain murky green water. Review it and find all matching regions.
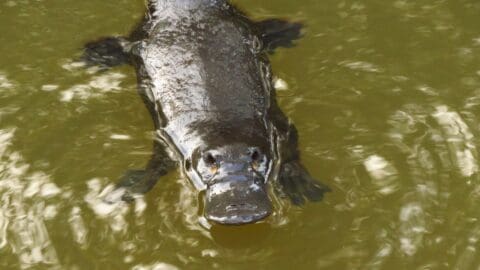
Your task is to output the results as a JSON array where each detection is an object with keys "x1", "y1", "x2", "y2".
[{"x1": 2, "y1": 0, "x2": 480, "y2": 269}]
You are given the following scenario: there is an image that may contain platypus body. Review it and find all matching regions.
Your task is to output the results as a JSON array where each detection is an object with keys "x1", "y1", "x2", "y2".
[{"x1": 83, "y1": 0, "x2": 329, "y2": 225}]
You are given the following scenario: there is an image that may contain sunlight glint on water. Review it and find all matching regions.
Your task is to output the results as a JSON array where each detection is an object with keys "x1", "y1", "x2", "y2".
[{"x1": 1, "y1": 0, "x2": 480, "y2": 269}]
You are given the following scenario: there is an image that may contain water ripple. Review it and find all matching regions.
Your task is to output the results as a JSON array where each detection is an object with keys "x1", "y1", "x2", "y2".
[
  {"x1": 68, "y1": 207, "x2": 88, "y2": 248},
  {"x1": 0, "y1": 129, "x2": 61, "y2": 269},
  {"x1": 432, "y1": 105, "x2": 478, "y2": 177},
  {"x1": 132, "y1": 262, "x2": 180, "y2": 270},
  {"x1": 0, "y1": 72, "x2": 15, "y2": 90},
  {"x1": 364, "y1": 155, "x2": 400, "y2": 196},
  {"x1": 339, "y1": 61, "x2": 383, "y2": 73},
  {"x1": 60, "y1": 72, "x2": 127, "y2": 102},
  {"x1": 398, "y1": 202, "x2": 426, "y2": 256}
]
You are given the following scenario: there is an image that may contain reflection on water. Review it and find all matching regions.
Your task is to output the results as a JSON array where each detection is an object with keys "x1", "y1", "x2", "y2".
[
  {"x1": 132, "y1": 262, "x2": 179, "y2": 270},
  {"x1": 68, "y1": 207, "x2": 88, "y2": 248},
  {"x1": 432, "y1": 105, "x2": 478, "y2": 177},
  {"x1": 364, "y1": 155, "x2": 399, "y2": 196},
  {"x1": 0, "y1": 73, "x2": 14, "y2": 90},
  {"x1": 60, "y1": 70, "x2": 127, "y2": 102},
  {"x1": 0, "y1": 129, "x2": 61, "y2": 269},
  {"x1": 339, "y1": 61, "x2": 382, "y2": 73},
  {"x1": 2, "y1": 0, "x2": 480, "y2": 269}
]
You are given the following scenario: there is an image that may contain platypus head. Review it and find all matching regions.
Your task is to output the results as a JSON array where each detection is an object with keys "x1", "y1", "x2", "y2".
[{"x1": 194, "y1": 144, "x2": 272, "y2": 225}]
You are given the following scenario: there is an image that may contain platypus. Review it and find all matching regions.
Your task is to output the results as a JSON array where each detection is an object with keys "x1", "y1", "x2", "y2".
[{"x1": 82, "y1": 0, "x2": 329, "y2": 225}]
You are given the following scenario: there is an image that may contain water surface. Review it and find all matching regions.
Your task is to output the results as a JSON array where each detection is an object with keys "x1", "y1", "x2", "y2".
[{"x1": 1, "y1": 0, "x2": 480, "y2": 269}]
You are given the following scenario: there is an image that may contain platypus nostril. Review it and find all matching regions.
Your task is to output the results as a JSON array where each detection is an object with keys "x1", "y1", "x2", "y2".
[
  {"x1": 226, "y1": 204, "x2": 238, "y2": 211},
  {"x1": 226, "y1": 203, "x2": 257, "y2": 212},
  {"x1": 248, "y1": 147, "x2": 262, "y2": 162},
  {"x1": 204, "y1": 152, "x2": 217, "y2": 165}
]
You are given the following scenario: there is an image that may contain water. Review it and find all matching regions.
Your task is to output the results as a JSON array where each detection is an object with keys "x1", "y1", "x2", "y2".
[{"x1": 1, "y1": 0, "x2": 480, "y2": 269}]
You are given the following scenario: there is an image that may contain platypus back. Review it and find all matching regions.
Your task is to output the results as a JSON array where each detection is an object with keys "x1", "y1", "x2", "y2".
[{"x1": 149, "y1": 0, "x2": 225, "y2": 12}]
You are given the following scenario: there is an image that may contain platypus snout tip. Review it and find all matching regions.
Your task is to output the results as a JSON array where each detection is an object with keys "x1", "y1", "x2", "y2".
[
  {"x1": 204, "y1": 177, "x2": 272, "y2": 225},
  {"x1": 206, "y1": 208, "x2": 271, "y2": 225}
]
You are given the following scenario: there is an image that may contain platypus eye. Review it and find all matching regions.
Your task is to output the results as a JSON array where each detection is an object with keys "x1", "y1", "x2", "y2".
[
  {"x1": 204, "y1": 152, "x2": 217, "y2": 166},
  {"x1": 251, "y1": 150, "x2": 260, "y2": 161}
]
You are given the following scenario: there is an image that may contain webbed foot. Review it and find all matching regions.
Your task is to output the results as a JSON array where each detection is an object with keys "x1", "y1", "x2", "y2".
[
  {"x1": 103, "y1": 170, "x2": 155, "y2": 204},
  {"x1": 82, "y1": 37, "x2": 131, "y2": 68},
  {"x1": 278, "y1": 162, "x2": 330, "y2": 205},
  {"x1": 256, "y1": 19, "x2": 303, "y2": 52}
]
